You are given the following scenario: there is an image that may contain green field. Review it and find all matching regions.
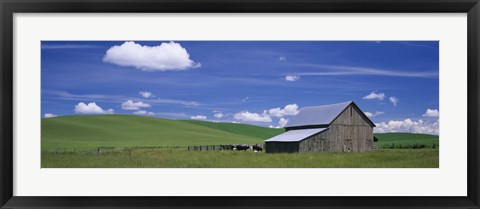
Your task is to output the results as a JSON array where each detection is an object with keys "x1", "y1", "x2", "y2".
[
  {"x1": 42, "y1": 148, "x2": 438, "y2": 168},
  {"x1": 374, "y1": 132, "x2": 439, "y2": 148},
  {"x1": 42, "y1": 114, "x2": 283, "y2": 152},
  {"x1": 41, "y1": 115, "x2": 439, "y2": 168}
]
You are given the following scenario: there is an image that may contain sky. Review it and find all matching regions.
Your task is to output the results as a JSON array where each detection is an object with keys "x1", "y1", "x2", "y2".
[{"x1": 41, "y1": 41, "x2": 439, "y2": 134}]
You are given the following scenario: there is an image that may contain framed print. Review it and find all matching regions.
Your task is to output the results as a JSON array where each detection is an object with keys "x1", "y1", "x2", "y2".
[{"x1": 1, "y1": 0, "x2": 479, "y2": 208}]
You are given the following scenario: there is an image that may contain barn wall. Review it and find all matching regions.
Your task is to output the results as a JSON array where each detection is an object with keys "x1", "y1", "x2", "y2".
[
  {"x1": 298, "y1": 130, "x2": 329, "y2": 153},
  {"x1": 267, "y1": 104, "x2": 374, "y2": 153},
  {"x1": 329, "y1": 105, "x2": 374, "y2": 152},
  {"x1": 265, "y1": 142, "x2": 299, "y2": 153},
  {"x1": 298, "y1": 105, "x2": 373, "y2": 153}
]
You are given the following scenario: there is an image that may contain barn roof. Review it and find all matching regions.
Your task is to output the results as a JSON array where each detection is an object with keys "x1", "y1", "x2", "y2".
[
  {"x1": 264, "y1": 128, "x2": 328, "y2": 142},
  {"x1": 285, "y1": 101, "x2": 375, "y2": 128}
]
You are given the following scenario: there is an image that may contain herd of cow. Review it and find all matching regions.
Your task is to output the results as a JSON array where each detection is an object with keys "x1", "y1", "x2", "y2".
[{"x1": 219, "y1": 144, "x2": 263, "y2": 152}]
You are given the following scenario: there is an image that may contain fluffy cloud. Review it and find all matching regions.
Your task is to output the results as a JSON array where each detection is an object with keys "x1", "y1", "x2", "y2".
[
  {"x1": 103, "y1": 41, "x2": 200, "y2": 71},
  {"x1": 214, "y1": 112, "x2": 224, "y2": 119},
  {"x1": 278, "y1": 118, "x2": 289, "y2": 127},
  {"x1": 133, "y1": 110, "x2": 155, "y2": 116},
  {"x1": 362, "y1": 91, "x2": 385, "y2": 100},
  {"x1": 279, "y1": 56, "x2": 287, "y2": 61},
  {"x1": 268, "y1": 104, "x2": 299, "y2": 118},
  {"x1": 44, "y1": 113, "x2": 58, "y2": 118},
  {"x1": 191, "y1": 115, "x2": 207, "y2": 120},
  {"x1": 389, "y1": 96, "x2": 399, "y2": 106},
  {"x1": 139, "y1": 91, "x2": 154, "y2": 98},
  {"x1": 285, "y1": 75, "x2": 300, "y2": 81},
  {"x1": 364, "y1": 111, "x2": 384, "y2": 117},
  {"x1": 423, "y1": 109, "x2": 439, "y2": 117},
  {"x1": 121, "y1": 100, "x2": 151, "y2": 110},
  {"x1": 234, "y1": 111, "x2": 272, "y2": 122},
  {"x1": 375, "y1": 118, "x2": 439, "y2": 135},
  {"x1": 74, "y1": 102, "x2": 114, "y2": 114}
]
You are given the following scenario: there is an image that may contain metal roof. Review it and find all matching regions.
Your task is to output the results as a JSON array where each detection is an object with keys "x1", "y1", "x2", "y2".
[
  {"x1": 264, "y1": 128, "x2": 328, "y2": 142},
  {"x1": 285, "y1": 101, "x2": 352, "y2": 128}
]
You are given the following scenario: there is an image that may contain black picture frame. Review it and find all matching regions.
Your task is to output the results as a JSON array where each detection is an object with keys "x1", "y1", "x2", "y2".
[{"x1": 1, "y1": 0, "x2": 479, "y2": 208}]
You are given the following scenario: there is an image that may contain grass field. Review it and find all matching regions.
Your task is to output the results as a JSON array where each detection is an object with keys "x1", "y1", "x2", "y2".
[
  {"x1": 374, "y1": 132, "x2": 439, "y2": 148},
  {"x1": 42, "y1": 115, "x2": 282, "y2": 152},
  {"x1": 41, "y1": 115, "x2": 439, "y2": 168},
  {"x1": 42, "y1": 148, "x2": 438, "y2": 168}
]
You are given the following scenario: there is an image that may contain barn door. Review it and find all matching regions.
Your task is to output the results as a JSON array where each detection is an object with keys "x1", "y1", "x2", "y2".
[{"x1": 344, "y1": 139, "x2": 352, "y2": 152}]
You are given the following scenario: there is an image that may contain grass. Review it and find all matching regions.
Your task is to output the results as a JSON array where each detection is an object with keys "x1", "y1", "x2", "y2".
[
  {"x1": 41, "y1": 115, "x2": 439, "y2": 168},
  {"x1": 374, "y1": 133, "x2": 439, "y2": 148},
  {"x1": 41, "y1": 114, "x2": 282, "y2": 152},
  {"x1": 41, "y1": 148, "x2": 439, "y2": 168},
  {"x1": 181, "y1": 120, "x2": 284, "y2": 139}
]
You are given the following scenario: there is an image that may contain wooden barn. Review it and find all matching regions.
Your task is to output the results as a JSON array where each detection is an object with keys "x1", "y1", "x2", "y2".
[{"x1": 264, "y1": 101, "x2": 375, "y2": 153}]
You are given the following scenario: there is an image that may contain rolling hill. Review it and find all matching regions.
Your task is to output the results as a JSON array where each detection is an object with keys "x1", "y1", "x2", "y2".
[
  {"x1": 41, "y1": 114, "x2": 283, "y2": 151},
  {"x1": 42, "y1": 115, "x2": 439, "y2": 152}
]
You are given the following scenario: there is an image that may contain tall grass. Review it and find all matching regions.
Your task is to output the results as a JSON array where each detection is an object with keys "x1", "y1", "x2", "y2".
[{"x1": 42, "y1": 149, "x2": 439, "y2": 168}]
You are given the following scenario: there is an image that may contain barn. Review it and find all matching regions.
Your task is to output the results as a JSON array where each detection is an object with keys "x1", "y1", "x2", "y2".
[{"x1": 264, "y1": 101, "x2": 375, "y2": 153}]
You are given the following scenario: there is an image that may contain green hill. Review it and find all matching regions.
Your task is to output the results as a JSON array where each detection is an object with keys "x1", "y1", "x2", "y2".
[
  {"x1": 374, "y1": 132, "x2": 439, "y2": 148},
  {"x1": 41, "y1": 114, "x2": 283, "y2": 152},
  {"x1": 181, "y1": 120, "x2": 284, "y2": 139}
]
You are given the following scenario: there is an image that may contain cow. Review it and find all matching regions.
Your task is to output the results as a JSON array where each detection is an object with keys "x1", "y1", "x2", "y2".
[
  {"x1": 252, "y1": 145, "x2": 263, "y2": 152},
  {"x1": 235, "y1": 145, "x2": 250, "y2": 151}
]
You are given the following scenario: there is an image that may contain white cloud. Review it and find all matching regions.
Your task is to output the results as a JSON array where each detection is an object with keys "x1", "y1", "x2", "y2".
[
  {"x1": 191, "y1": 115, "x2": 207, "y2": 120},
  {"x1": 133, "y1": 110, "x2": 155, "y2": 116},
  {"x1": 364, "y1": 111, "x2": 384, "y2": 118},
  {"x1": 268, "y1": 104, "x2": 299, "y2": 118},
  {"x1": 362, "y1": 91, "x2": 385, "y2": 100},
  {"x1": 74, "y1": 102, "x2": 114, "y2": 114},
  {"x1": 103, "y1": 41, "x2": 200, "y2": 71},
  {"x1": 234, "y1": 111, "x2": 272, "y2": 122},
  {"x1": 278, "y1": 118, "x2": 289, "y2": 128},
  {"x1": 423, "y1": 109, "x2": 439, "y2": 117},
  {"x1": 139, "y1": 91, "x2": 154, "y2": 98},
  {"x1": 389, "y1": 96, "x2": 399, "y2": 106},
  {"x1": 44, "y1": 113, "x2": 58, "y2": 118},
  {"x1": 214, "y1": 112, "x2": 224, "y2": 119},
  {"x1": 242, "y1": 97, "x2": 249, "y2": 102},
  {"x1": 374, "y1": 118, "x2": 439, "y2": 135},
  {"x1": 296, "y1": 64, "x2": 438, "y2": 78},
  {"x1": 43, "y1": 90, "x2": 197, "y2": 107},
  {"x1": 121, "y1": 100, "x2": 151, "y2": 110},
  {"x1": 285, "y1": 75, "x2": 300, "y2": 81},
  {"x1": 279, "y1": 56, "x2": 287, "y2": 61}
]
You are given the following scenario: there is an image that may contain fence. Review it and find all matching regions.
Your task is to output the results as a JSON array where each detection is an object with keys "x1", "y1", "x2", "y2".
[
  {"x1": 379, "y1": 143, "x2": 439, "y2": 149},
  {"x1": 94, "y1": 144, "x2": 265, "y2": 155},
  {"x1": 95, "y1": 146, "x2": 183, "y2": 155},
  {"x1": 187, "y1": 144, "x2": 264, "y2": 152}
]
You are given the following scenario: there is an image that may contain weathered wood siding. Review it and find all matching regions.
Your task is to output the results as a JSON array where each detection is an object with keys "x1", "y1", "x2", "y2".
[
  {"x1": 267, "y1": 104, "x2": 374, "y2": 153},
  {"x1": 265, "y1": 142, "x2": 299, "y2": 153},
  {"x1": 298, "y1": 130, "x2": 329, "y2": 152},
  {"x1": 298, "y1": 105, "x2": 373, "y2": 153}
]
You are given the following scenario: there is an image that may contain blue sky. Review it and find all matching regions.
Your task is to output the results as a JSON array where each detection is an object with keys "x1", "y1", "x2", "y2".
[{"x1": 41, "y1": 41, "x2": 439, "y2": 134}]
